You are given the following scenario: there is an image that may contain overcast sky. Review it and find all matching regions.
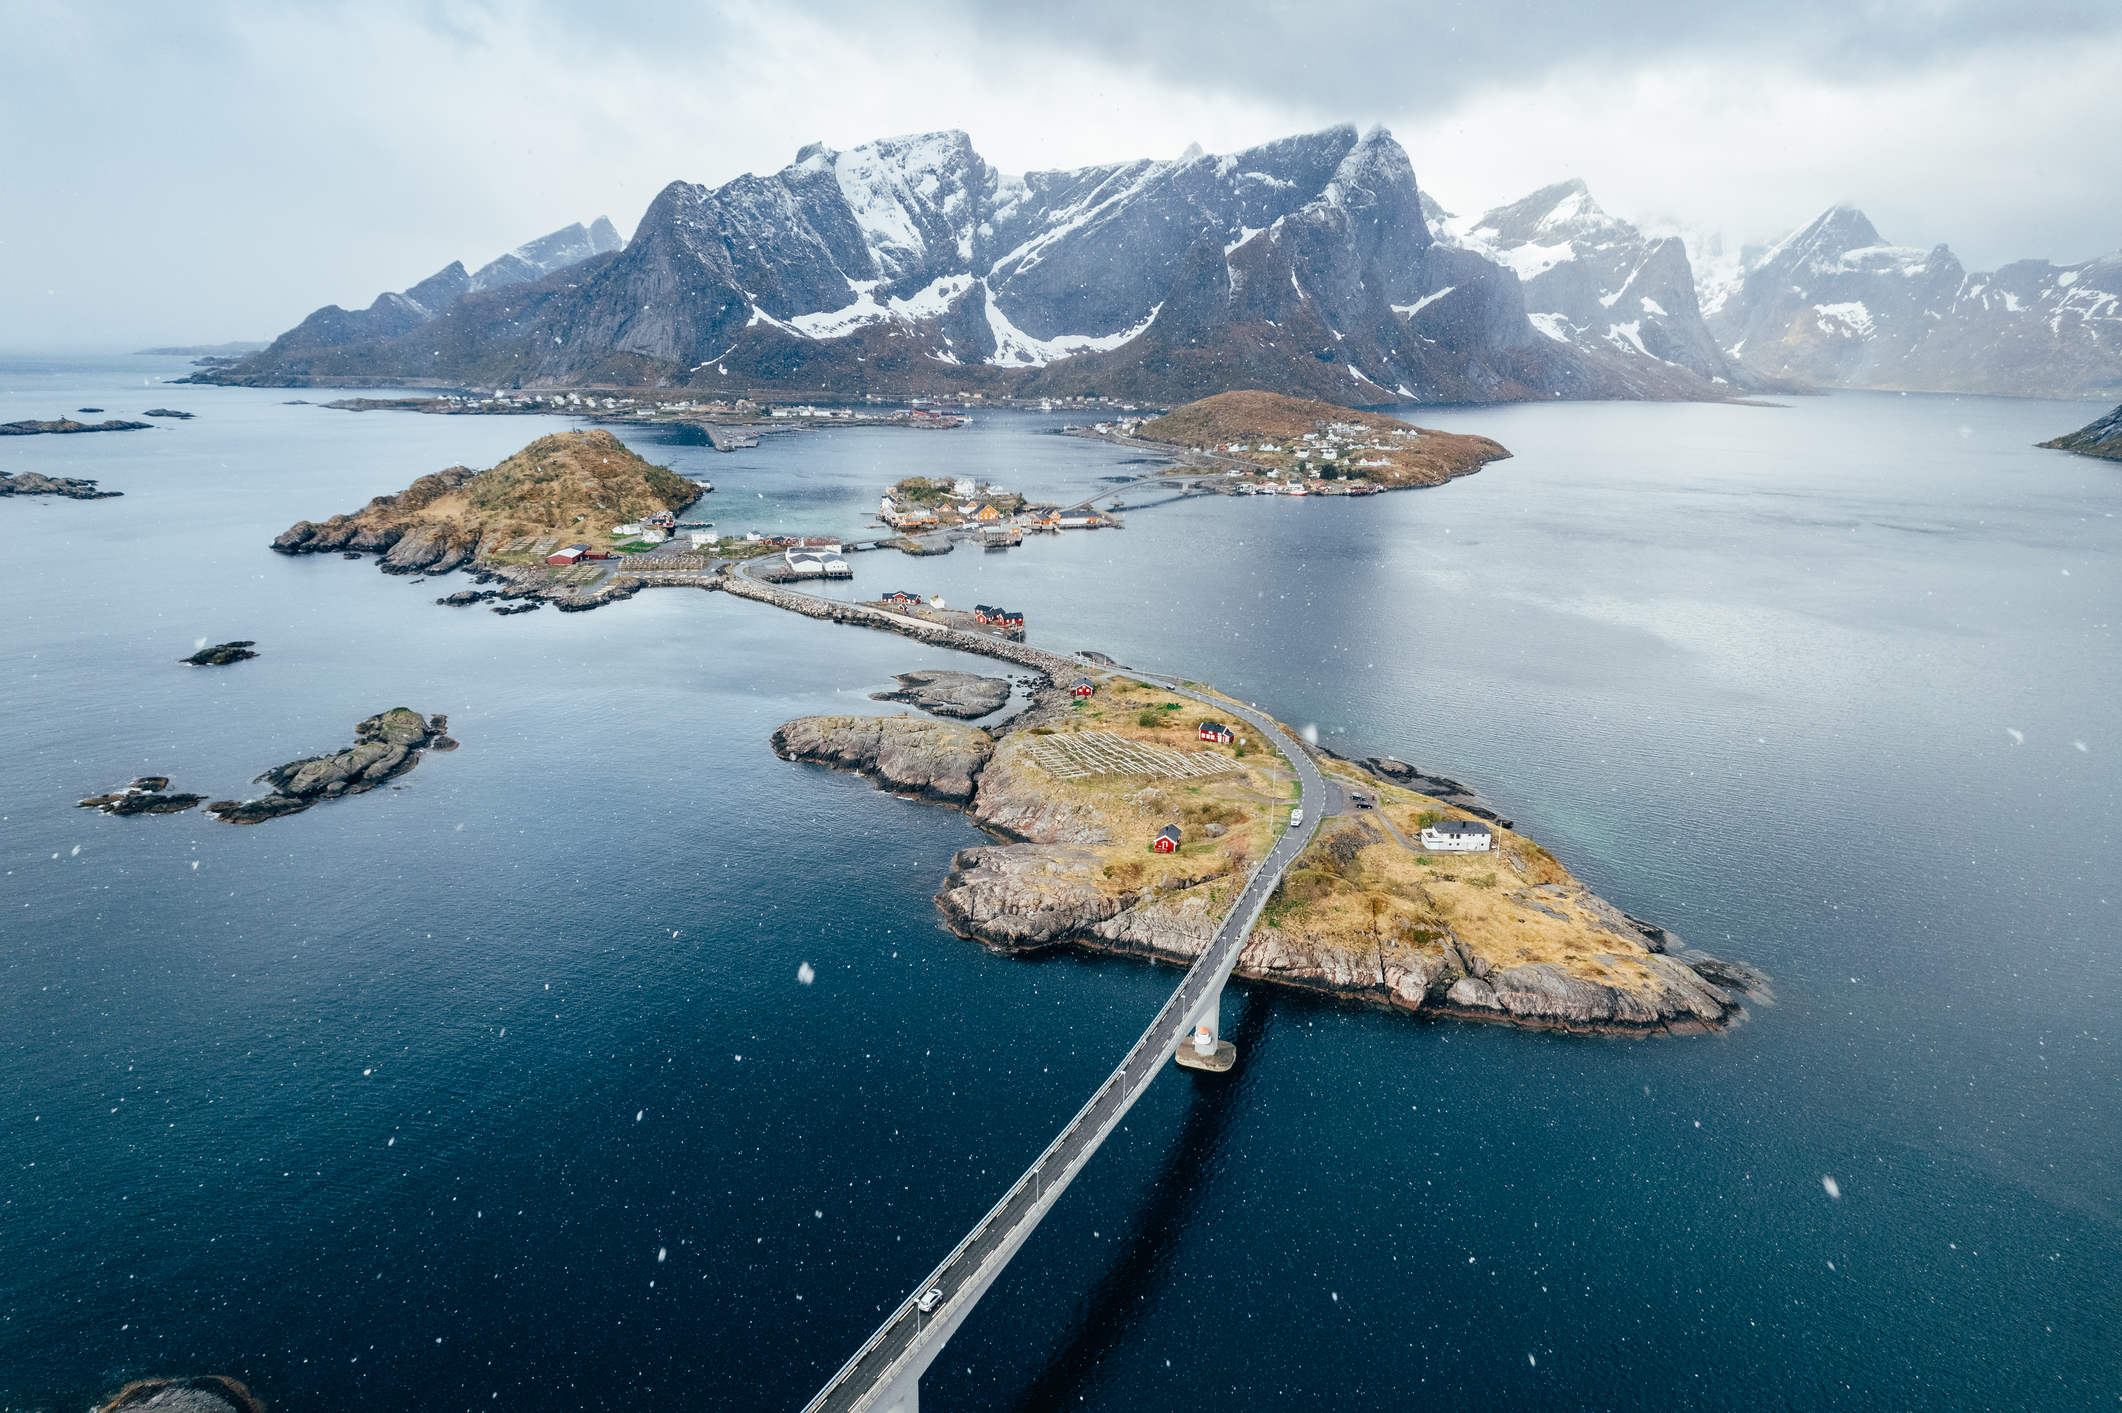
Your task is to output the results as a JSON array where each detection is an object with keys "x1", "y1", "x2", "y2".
[{"x1": 5, "y1": 0, "x2": 2119, "y2": 349}]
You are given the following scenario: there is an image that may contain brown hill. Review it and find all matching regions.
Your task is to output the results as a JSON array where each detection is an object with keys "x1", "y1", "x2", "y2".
[
  {"x1": 271, "y1": 429, "x2": 698, "y2": 570},
  {"x1": 1133, "y1": 390, "x2": 1508, "y2": 487}
]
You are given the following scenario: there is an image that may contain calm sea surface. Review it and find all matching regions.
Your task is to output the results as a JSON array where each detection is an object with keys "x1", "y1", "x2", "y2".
[{"x1": 3, "y1": 357, "x2": 2116, "y2": 1410}]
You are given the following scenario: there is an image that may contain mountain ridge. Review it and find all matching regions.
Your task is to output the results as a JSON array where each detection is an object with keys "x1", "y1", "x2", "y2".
[{"x1": 203, "y1": 130, "x2": 2121, "y2": 405}]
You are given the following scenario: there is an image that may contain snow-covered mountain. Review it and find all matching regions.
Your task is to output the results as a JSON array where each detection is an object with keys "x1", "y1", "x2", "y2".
[
  {"x1": 1709, "y1": 206, "x2": 2122, "y2": 398},
  {"x1": 468, "y1": 218, "x2": 624, "y2": 293},
  {"x1": 1432, "y1": 179, "x2": 1738, "y2": 386},
  {"x1": 249, "y1": 218, "x2": 624, "y2": 362},
  {"x1": 218, "y1": 131, "x2": 2120, "y2": 403},
  {"x1": 211, "y1": 127, "x2": 1725, "y2": 403}
]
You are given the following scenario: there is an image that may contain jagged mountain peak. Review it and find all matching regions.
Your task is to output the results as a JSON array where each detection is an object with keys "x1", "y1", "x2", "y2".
[
  {"x1": 1467, "y1": 178, "x2": 1624, "y2": 249},
  {"x1": 1771, "y1": 204, "x2": 1885, "y2": 263}
]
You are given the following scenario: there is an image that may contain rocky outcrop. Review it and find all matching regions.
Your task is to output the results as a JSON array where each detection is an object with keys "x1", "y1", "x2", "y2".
[
  {"x1": 770, "y1": 714, "x2": 993, "y2": 803},
  {"x1": 870, "y1": 669, "x2": 1012, "y2": 719},
  {"x1": 205, "y1": 709, "x2": 455, "y2": 824},
  {"x1": 181, "y1": 640, "x2": 258, "y2": 666},
  {"x1": 1351, "y1": 753, "x2": 1512, "y2": 827},
  {"x1": 79, "y1": 776, "x2": 205, "y2": 816},
  {"x1": 99, "y1": 1375, "x2": 263, "y2": 1413},
  {"x1": 142, "y1": 408, "x2": 194, "y2": 419},
  {"x1": 0, "y1": 417, "x2": 151, "y2": 436},
  {"x1": 0, "y1": 469, "x2": 123, "y2": 498},
  {"x1": 2041, "y1": 402, "x2": 2122, "y2": 461},
  {"x1": 938, "y1": 843, "x2": 1127, "y2": 947}
]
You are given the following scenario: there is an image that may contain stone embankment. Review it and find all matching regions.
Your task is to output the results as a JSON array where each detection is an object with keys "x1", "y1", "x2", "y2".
[{"x1": 720, "y1": 571, "x2": 1082, "y2": 677}]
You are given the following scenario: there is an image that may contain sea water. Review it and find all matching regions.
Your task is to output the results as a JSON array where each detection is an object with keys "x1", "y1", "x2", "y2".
[{"x1": 2, "y1": 357, "x2": 2116, "y2": 1409}]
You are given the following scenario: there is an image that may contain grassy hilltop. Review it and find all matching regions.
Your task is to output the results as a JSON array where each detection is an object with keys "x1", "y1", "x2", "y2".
[
  {"x1": 1133, "y1": 389, "x2": 1509, "y2": 487},
  {"x1": 274, "y1": 429, "x2": 699, "y2": 569}
]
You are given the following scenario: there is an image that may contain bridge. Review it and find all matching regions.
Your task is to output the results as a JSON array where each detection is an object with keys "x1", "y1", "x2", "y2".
[{"x1": 801, "y1": 672, "x2": 1325, "y2": 1413}]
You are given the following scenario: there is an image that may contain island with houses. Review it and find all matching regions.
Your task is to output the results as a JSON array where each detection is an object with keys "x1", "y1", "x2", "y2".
[{"x1": 245, "y1": 393, "x2": 1765, "y2": 1033}]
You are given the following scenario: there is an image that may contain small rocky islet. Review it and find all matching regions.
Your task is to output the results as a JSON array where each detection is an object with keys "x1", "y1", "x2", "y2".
[
  {"x1": 97, "y1": 1375, "x2": 261, "y2": 1413},
  {"x1": 77, "y1": 710, "x2": 456, "y2": 825},
  {"x1": 1, "y1": 469, "x2": 124, "y2": 498},
  {"x1": 182, "y1": 640, "x2": 258, "y2": 666},
  {"x1": 78, "y1": 777, "x2": 207, "y2": 816},
  {"x1": 775, "y1": 677, "x2": 1769, "y2": 1036},
  {"x1": 870, "y1": 669, "x2": 1013, "y2": 719},
  {"x1": 207, "y1": 709, "x2": 456, "y2": 824},
  {"x1": 0, "y1": 416, "x2": 151, "y2": 437}
]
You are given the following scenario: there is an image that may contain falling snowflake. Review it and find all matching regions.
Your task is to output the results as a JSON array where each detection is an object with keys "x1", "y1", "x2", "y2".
[
  {"x1": 797, "y1": 962, "x2": 816, "y2": 985},
  {"x1": 1821, "y1": 1175, "x2": 1842, "y2": 1200}
]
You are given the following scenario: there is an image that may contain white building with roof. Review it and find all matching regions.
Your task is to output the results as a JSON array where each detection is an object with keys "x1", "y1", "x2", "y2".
[{"x1": 1419, "y1": 819, "x2": 1494, "y2": 852}]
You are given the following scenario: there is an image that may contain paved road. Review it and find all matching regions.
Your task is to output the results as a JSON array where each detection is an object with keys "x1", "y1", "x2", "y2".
[{"x1": 800, "y1": 666, "x2": 1323, "y2": 1413}]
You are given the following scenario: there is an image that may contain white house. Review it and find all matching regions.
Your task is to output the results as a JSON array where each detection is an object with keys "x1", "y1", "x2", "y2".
[
  {"x1": 952, "y1": 476, "x2": 977, "y2": 497},
  {"x1": 1419, "y1": 819, "x2": 1494, "y2": 852}
]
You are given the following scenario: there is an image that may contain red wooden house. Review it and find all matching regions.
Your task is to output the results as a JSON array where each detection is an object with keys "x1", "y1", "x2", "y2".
[
  {"x1": 1071, "y1": 678, "x2": 1095, "y2": 698},
  {"x1": 1152, "y1": 825, "x2": 1181, "y2": 853},
  {"x1": 1197, "y1": 721, "x2": 1235, "y2": 744}
]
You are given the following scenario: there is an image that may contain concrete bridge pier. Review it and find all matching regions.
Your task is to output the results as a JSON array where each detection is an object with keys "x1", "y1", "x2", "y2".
[{"x1": 1175, "y1": 981, "x2": 1237, "y2": 1073}]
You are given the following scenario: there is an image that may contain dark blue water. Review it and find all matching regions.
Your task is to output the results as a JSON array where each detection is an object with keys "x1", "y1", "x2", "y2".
[{"x1": 4, "y1": 358, "x2": 2117, "y2": 1410}]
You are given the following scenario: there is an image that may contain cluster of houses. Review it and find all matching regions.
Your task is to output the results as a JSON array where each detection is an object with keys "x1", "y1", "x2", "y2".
[
  {"x1": 609, "y1": 508, "x2": 679, "y2": 544},
  {"x1": 970, "y1": 604, "x2": 1025, "y2": 629}
]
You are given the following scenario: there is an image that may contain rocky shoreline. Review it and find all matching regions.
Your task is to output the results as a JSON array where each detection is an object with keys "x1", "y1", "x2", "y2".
[
  {"x1": 1, "y1": 469, "x2": 124, "y2": 498},
  {"x1": 774, "y1": 685, "x2": 1770, "y2": 1037}
]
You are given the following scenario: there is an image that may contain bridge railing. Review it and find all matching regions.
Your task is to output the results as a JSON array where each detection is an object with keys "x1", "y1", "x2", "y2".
[{"x1": 803, "y1": 689, "x2": 1317, "y2": 1413}]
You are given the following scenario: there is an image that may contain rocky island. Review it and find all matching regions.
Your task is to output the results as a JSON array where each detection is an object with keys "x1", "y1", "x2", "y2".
[
  {"x1": 1112, "y1": 389, "x2": 1511, "y2": 490},
  {"x1": 271, "y1": 428, "x2": 701, "y2": 608},
  {"x1": 97, "y1": 1375, "x2": 262, "y2": 1413},
  {"x1": 871, "y1": 669, "x2": 1014, "y2": 719},
  {"x1": 206, "y1": 708, "x2": 456, "y2": 824},
  {"x1": 79, "y1": 776, "x2": 207, "y2": 816},
  {"x1": 182, "y1": 640, "x2": 258, "y2": 666},
  {"x1": 0, "y1": 469, "x2": 123, "y2": 498},
  {"x1": 1, "y1": 416, "x2": 152, "y2": 437},
  {"x1": 2041, "y1": 401, "x2": 2122, "y2": 460},
  {"x1": 776, "y1": 675, "x2": 1767, "y2": 1035}
]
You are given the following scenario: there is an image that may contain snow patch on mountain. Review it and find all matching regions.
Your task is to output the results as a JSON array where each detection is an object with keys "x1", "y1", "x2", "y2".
[{"x1": 983, "y1": 287, "x2": 1160, "y2": 366}]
